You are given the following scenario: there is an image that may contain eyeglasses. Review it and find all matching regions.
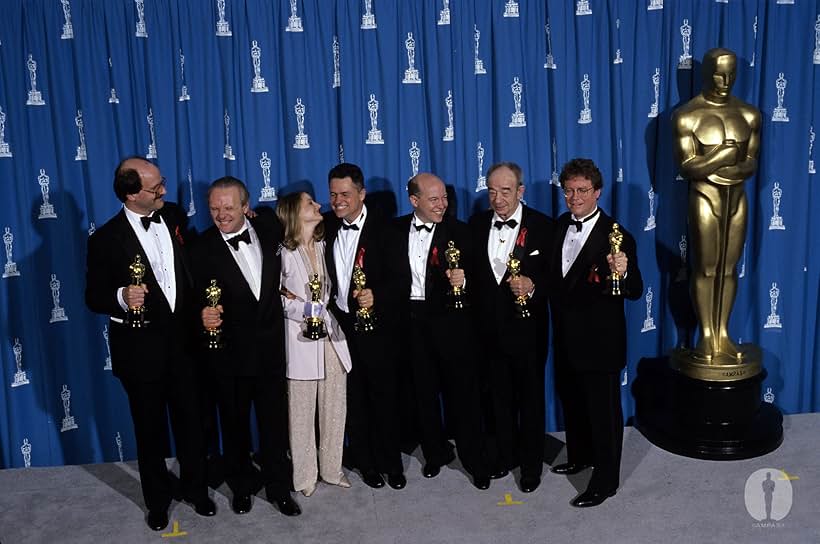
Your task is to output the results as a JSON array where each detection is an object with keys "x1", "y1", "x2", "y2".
[
  {"x1": 140, "y1": 177, "x2": 167, "y2": 196},
  {"x1": 562, "y1": 186, "x2": 595, "y2": 198}
]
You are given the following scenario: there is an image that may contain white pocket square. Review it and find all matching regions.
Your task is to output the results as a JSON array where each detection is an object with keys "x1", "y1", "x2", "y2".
[{"x1": 529, "y1": 250, "x2": 540, "y2": 256}]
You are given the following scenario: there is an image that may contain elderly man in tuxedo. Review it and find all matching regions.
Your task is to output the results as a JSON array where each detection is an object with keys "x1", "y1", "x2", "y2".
[
  {"x1": 549, "y1": 158, "x2": 643, "y2": 508},
  {"x1": 391, "y1": 173, "x2": 490, "y2": 490},
  {"x1": 468, "y1": 161, "x2": 553, "y2": 494},
  {"x1": 193, "y1": 176, "x2": 301, "y2": 517},
  {"x1": 323, "y1": 163, "x2": 406, "y2": 490},
  {"x1": 85, "y1": 156, "x2": 214, "y2": 531}
]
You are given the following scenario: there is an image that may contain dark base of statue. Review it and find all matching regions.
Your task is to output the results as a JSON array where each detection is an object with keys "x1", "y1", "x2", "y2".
[
  {"x1": 304, "y1": 318, "x2": 327, "y2": 340},
  {"x1": 355, "y1": 309, "x2": 376, "y2": 333},
  {"x1": 633, "y1": 357, "x2": 783, "y2": 460},
  {"x1": 126, "y1": 307, "x2": 146, "y2": 328},
  {"x1": 513, "y1": 301, "x2": 530, "y2": 319},
  {"x1": 205, "y1": 329, "x2": 224, "y2": 349},
  {"x1": 447, "y1": 291, "x2": 467, "y2": 310}
]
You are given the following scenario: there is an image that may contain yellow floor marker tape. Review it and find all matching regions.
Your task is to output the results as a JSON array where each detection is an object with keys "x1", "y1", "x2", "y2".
[
  {"x1": 161, "y1": 520, "x2": 188, "y2": 538},
  {"x1": 497, "y1": 493, "x2": 523, "y2": 506}
]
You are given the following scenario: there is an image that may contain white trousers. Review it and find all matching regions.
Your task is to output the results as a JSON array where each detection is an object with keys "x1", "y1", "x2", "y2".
[{"x1": 288, "y1": 340, "x2": 347, "y2": 492}]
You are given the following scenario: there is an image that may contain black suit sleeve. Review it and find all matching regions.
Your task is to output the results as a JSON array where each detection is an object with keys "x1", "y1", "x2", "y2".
[{"x1": 85, "y1": 228, "x2": 128, "y2": 318}]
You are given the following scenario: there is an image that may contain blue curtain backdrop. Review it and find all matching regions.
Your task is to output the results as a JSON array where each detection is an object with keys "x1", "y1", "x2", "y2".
[{"x1": 1, "y1": 0, "x2": 818, "y2": 468}]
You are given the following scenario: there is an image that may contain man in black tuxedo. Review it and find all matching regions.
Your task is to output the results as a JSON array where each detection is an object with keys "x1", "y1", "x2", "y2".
[
  {"x1": 468, "y1": 162, "x2": 553, "y2": 494},
  {"x1": 549, "y1": 158, "x2": 643, "y2": 508},
  {"x1": 323, "y1": 163, "x2": 406, "y2": 490},
  {"x1": 392, "y1": 173, "x2": 490, "y2": 490},
  {"x1": 85, "y1": 156, "x2": 215, "y2": 531},
  {"x1": 192, "y1": 176, "x2": 301, "y2": 517}
]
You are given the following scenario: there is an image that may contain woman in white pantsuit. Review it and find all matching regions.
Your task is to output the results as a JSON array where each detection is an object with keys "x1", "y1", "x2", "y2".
[{"x1": 277, "y1": 192, "x2": 352, "y2": 497}]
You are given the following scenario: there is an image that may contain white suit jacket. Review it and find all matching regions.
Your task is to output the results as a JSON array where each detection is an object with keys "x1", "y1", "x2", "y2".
[{"x1": 280, "y1": 242, "x2": 352, "y2": 380}]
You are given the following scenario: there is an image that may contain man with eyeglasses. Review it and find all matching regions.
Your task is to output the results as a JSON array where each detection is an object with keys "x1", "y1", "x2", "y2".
[
  {"x1": 549, "y1": 158, "x2": 643, "y2": 508},
  {"x1": 85, "y1": 156, "x2": 214, "y2": 530},
  {"x1": 468, "y1": 162, "x2": 553, "y2": 494}
]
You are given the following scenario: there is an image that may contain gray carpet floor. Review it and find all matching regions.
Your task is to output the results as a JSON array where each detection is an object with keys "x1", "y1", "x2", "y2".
[{"x1": 1, "y1": 413, "x2": 817, "y2": 544}]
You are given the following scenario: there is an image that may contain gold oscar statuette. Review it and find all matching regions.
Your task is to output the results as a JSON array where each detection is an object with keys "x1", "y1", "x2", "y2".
[
  {"x1": 608, "y1": 223, "x2": 624, "y2": 296},
  {"x1": 204, "y1": 279, "x2": 224, "y2": 349},
  {"x1": 126, "y1": 255, "x2": 147, "y2": 328},
  {"x1": 352, "y1": 266, "x2": 376, "y2": 332},
  {"x1": 506, "y1": 253, "x2": 530, "y2": 319},
  {"x1": 670, "y1": 47, "x2": 763, "y2": 381},
  {"x1": 303, "y1": 273, "x2": 328, "y2": 340},
  {"x1": 445, "y1": 240, "x2": 467, "y2": 309}
]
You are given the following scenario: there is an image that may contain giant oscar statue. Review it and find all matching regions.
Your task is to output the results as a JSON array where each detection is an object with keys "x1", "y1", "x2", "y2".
[{"x1": 637, "y1": 48, "x2": 782, "y2": 460}]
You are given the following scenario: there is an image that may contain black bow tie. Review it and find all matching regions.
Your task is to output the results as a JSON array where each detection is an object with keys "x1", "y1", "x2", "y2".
[
  {"x1": 415, "y1": 223, "x2": 433, "y2": 233},
  {"x1": 140, "y1": 214, "x2": 162, "y2": 231},
  {"x1": 226, "y1": 230, "x2": 251, "y2": 250},
  {"x1": 341, "y1": 223, "x2": 359, "y2": 231},
  {"x1": 494, "y1": 219, "x2": 518, "y2": 230},
  {"x1": 569, "y1": 209, "x2": 600, "y2": 232}
]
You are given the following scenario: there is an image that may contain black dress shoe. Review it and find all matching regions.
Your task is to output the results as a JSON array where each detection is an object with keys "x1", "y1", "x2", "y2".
[
  {"x1": 570, "y1": 489, "x2": 616, "y2": 508},
  {"x1": 192, "y1": 497, "x2": 217, "y2": 517},
  {"x1": 362, "y1": 470, "x2": 386, "y2": 489},
  {"x1": 274, "y1": 495, "x2": 302, "y2": 517},
  {"x1": 146, "y1": 509, "x2": 169, "y2": 531},
  {"x1": 423, "y1": 450, "x2": 455, "y2": 478},
  {"x1": 386, "y1": 472, "x2": 406, "y2": 490},
  {"x1": 232, "y1": 494, "x2": 252, "y2": 515},
  {"x1": 550, "y1": 462, "x2": 591, "y2": 475},
  {"x1": 422, "y1": 463, "x2": 441, "y2": 478},
  {"x1": 520, "y1": 475, "x2": 541, "y2": 493},
  {"x1": 472, "y1": 474, "x2": 491, "y2": 490},
  {"x1": 489, "y1": 469, "x2": 509, "y2": 480}
]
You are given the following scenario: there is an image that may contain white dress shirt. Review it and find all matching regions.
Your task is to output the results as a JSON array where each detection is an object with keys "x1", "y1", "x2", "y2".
[
  {"x1": 408, "y1": 214, "x2": 435, "y2": 301},
  {"x1": 120, "y1": 206, "x2": 177, "y2": 312},
  {"x1": 333, "y1": 205, "x2": 367, "y2": 313},
  {"x1": 221, "y1": 220, "x2": 263, "y2": 301},
  {"x1": 561, "y1": 207, "x2": 601, "y2": 277},
  {"x1": 487, "y1": 203, "x2": 524, "y2": 284}
]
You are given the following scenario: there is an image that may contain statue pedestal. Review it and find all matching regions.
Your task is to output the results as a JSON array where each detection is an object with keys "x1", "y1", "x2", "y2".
[{"x1": 633, "y1": 357, "x2": 783, "y2": 460}]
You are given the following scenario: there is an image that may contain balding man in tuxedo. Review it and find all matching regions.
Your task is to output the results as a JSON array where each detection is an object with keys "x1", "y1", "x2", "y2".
[{"x1": 85, "y1": 156, "x2": 214, "y2": 531}]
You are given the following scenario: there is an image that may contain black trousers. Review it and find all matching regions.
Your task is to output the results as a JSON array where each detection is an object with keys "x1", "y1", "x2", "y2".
[
  {"x1": 486, "y1": 342, "x2": 546, "y2": 478},
  {"x1": 120, "y1": 371, "x2": 208, "y2": 513},
  {"x1": 336, "y1": 310, "x2": 403, "y2": 475},
  {"x1": 407, "y1": 301, "x2": 487, "y2": 477},
  {"x1": 213, "y1": 374, "x2": 292, "y2": 499},
  {"x1": 556, "y1": 367, "x2": 623, "y2": 493}
]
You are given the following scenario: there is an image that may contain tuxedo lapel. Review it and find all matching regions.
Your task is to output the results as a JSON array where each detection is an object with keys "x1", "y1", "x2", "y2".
[
  {"x1": 425, "y1": 221, "x2": 448, "y2": 299},
  {"x1": 208, "y1": 229, "x2": 258, "y2": 306},
  {"x1": 476, "y1": 211, "x2": 498, "y2": 286},
  {"x1": 253, "y1": 218, "x2": 279, "y2": 305},
  {"x1": 563, "y1": 214, "x2": 610, "y2": 293},
  {"x1": 324, "y1": 217, "x2": 340, "y2": 291}
]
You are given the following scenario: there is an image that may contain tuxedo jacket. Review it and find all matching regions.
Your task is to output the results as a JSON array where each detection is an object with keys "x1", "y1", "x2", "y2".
[
  {"x1": 85, "y1": 202, "x2": 195, "y2": 382},
  {"x1": 468, "y1": 206, "x2": 554, "y2": 359},
  {"x1": 189, "y1": 213, "x2": 286, "y2": 378},
  {"x1": 391, "y1": 214, "x2": 474, "y2": 317},
  {"x1": 549, "y1": 210, "x2": 643, "y2": 372},
  {"x1": 323, "y1": 210, "x2": 403, "y2": 329}
]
